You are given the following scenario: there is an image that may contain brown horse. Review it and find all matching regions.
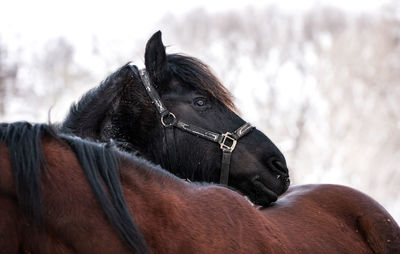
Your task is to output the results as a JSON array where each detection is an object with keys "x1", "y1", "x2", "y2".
[{"x1": 1, "y1": 122, "x2": 399, "y2": 253}]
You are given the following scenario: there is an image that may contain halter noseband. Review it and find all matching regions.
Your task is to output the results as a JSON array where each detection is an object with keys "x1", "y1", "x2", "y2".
[{"x1": 136, "y1": 67, "x2": 254, "y2": 185}]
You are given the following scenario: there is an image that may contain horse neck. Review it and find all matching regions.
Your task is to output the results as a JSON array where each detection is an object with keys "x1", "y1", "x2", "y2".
[
  {"x1": 118, "y1": 155, "x2": 187, "y2": 203},
  {"x1": 60, "y1": 65, "x2": 138, "y2": 140}
]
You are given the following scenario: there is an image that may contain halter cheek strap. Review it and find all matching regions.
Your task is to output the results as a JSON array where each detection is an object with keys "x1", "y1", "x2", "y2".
[{"x1": 136, "y1": 67, "x2": 254, "y2": 185}]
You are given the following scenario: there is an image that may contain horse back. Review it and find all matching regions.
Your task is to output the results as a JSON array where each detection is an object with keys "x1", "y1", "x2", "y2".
[{"x1": 271, "y1": 184, "x2": 400, "y2": 253}]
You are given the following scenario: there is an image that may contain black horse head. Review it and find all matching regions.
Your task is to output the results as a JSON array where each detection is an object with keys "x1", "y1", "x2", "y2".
[{"x1": 61, "y1": 31, "x2": 289, "y2": 205}]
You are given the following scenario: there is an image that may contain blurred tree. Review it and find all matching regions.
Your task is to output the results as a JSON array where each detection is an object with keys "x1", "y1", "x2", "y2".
[
  {"x1": 0, "y1": 38, "x2": 18, "y2": 117},
  {"x1": 35, "y1": 37, "x2": 91, "y2": 107},
  {"x1": 315, "y1": 6, "x2": 400, "y2": 205},
  {"x1": 8, "y1": 37, "x2": 93, "y2": 121}
]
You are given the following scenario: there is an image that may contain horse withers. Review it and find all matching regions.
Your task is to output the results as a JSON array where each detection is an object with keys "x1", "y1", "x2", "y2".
[
  {"x1": 61, "y1": 31, "x2": 290, "y2": 206},
  {"x1": 1, "y1": 122, "x2": 399, "y2": 253}
]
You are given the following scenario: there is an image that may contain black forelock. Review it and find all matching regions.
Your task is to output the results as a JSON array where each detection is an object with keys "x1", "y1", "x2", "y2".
[{"x1": 167, "y1": 54, "x2": 236, "y2": 111}]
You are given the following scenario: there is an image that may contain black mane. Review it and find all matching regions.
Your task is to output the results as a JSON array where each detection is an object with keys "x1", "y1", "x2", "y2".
[
  {"x1": 60, "y1": 64, "x2": 137, "y2": 139},
  {"x1": 0, "y1": 122, "x2": 150, "y2": 254},
  {"x1": 0, "y1": 122, "x2": 49, "y2": 225}
]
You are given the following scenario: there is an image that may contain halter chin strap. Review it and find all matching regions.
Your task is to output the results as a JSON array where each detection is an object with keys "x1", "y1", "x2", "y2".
[{"x1": 136, "y1": 67, "x2": 254, "y2": 185}]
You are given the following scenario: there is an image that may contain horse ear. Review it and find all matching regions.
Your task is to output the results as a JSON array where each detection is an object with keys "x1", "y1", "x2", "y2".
[{"x1": 144, "y1": 31, "x2": 170, "y2": 86}]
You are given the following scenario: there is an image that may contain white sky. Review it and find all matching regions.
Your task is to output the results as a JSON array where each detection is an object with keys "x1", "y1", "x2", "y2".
[
  {"x1": 0, "y1": 0, "x2": 391, "y2": 90},
  {"x1": 0, "y1": 0, "x2": 390, "y2": 46}
]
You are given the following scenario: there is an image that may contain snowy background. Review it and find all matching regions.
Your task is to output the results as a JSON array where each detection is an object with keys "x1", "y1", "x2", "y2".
[{"x1": 1, "y1": 0, "x2": 399, "y2": 221}]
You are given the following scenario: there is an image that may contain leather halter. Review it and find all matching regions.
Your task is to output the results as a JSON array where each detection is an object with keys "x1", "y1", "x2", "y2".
[{"x1": 135, "y1": 67, "x2": 254, "y2": 185}]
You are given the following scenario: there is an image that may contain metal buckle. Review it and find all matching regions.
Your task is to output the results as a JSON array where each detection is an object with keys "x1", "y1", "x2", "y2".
[
  {"x1": 220, "y1": 132, "x2": 237, "y2": 152},
  {"x1": 161, "y1": 112, "x2": 177, "y2": 127}
]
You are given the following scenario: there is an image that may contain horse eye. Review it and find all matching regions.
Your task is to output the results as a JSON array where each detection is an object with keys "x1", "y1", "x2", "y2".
[{"x1": 194, "y1": 98, "x2": 207, "y2": 107}]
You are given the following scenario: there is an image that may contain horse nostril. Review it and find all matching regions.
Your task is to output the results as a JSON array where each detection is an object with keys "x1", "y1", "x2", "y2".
[
  {"x1": 268, "y1": 158, "x2": 289, "y2": 176},
  {"x1": 282, "y1": 176, "x2": 290, "y2": 192}
]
